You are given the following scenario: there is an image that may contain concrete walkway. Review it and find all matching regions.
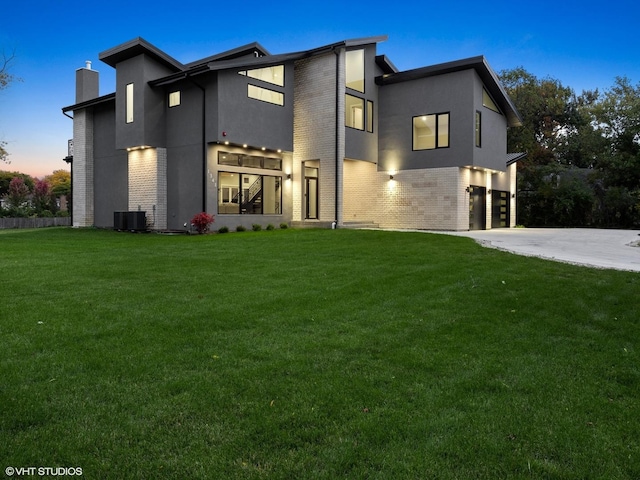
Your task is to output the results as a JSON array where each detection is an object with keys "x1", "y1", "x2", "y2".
[{"x1": 437, "y1": 228, "x2": 640, "y2": 272}]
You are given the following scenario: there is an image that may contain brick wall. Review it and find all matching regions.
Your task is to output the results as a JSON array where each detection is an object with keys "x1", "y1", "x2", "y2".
[
  {"x1": 128, "y1": 147, "x2": 167, "y2": 230},
  {"x1": 377, "y1": 167, "x2": 469, "y2": 231},
  {"x1": 72, "y1": 109, "x2": 94, "y2": 227},
  {"x1": 293, "y1": 50, "x2": 344, "y2": 223}
]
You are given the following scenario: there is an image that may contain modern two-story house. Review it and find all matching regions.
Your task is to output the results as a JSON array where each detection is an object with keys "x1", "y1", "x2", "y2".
[{"x1": 62, "y1": 35, "x2": 523, "y2": 231}]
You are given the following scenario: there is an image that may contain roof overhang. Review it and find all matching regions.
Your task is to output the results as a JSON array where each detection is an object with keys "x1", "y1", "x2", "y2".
[
  {"x1": 506, "y1": 152, "x2": 527, "y2": 165},
  {"x1": 99, "y1": 37, "x2": 184, "y2": 71},
  {"x1": 62, "y1": 93, "x2": 116, "y2": 114}
]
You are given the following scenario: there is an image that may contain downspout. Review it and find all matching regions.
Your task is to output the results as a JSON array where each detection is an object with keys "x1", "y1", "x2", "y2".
[
  {"x1": 62, "y1": 109, "x2": 74, "y2": 226},
  {"x1": 333, "y1": 48, "x2": 340, "y2": 226}
]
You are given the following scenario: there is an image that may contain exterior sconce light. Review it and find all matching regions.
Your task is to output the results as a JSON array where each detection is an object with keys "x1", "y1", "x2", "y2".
[
  {"x1": 511, "y1": 193, "x2": 516, "y2": 198},
  {"x1": 389, "y1": 174, "x2": 394, "y2": 180},
  {"x1": 465, "y1": 186, "x2": 470, "y2": 193},
  {"x1": 487, "y1": 189, "x2": 492, "y2": 194},
  {"x1": 286, "y1": 173, "x2": 292, "y2": 180}
]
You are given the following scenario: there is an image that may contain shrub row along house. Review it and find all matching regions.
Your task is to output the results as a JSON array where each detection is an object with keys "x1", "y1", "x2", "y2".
[{"x1": 62, "y1": 35, "x2": 524, "y2": 231}]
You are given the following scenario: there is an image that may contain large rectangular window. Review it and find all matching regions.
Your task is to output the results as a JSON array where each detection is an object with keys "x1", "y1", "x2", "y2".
[
  {"x1": 248, "y1": 84, "x2": 284, "y2": 106},
  {"x1": 217, "y1": 151, "x2": 282, "y2": 170},
  {"x1": 218, "y1": 171, "x2": 282, "y2": 215},
  {"x1": 239, "y1": 65, "x2": 284, "y2": 87},
  {"x1": 345, "y1": 94, "x2": 364, "y2": 130},
  {"x1": 413, "y1": 113, "x2": 450, "y2": 150},
  {"x1": 346, "y1": 49, "x2": 365, "y2": 92},
  {"x1": 126, "y1": 83, "x2": 134, "y2": 123}
]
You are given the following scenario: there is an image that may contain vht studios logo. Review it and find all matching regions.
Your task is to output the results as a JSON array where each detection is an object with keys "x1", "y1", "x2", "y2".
[{"x1": 5, "y1": 466, "x2": 83, "y2": 477}]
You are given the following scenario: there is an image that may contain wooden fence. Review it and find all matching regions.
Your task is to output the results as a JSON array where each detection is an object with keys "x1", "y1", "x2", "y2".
[{"x1": 0, "y1": 217, "x2": 72, "y2": 229}]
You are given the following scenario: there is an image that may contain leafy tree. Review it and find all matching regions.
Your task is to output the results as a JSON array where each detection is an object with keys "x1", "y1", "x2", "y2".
[
  {"x1": 6, "y1": 176, "x2": 30, "y2": 211},
  {"x1": 45, "y1": 169, "x2": 71, "y2": 197},
  {"x1": 33, "y1": 179, "x2": 56, "y2": 215},
  {"x1": 0, "y1": 170, "x2": 34, "y2": 196}
]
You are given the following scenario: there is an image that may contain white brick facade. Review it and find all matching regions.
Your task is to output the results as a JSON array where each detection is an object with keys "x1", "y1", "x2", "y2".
[
  {"x1": 128, "y1": 147, "x2": 167, "y2": 230},
  {"x1": 293, "y1": 50, "x2": 345, "y2": 224},
  {"x1": 72, "y1": 109, "x2": 94, "y2": 227}
]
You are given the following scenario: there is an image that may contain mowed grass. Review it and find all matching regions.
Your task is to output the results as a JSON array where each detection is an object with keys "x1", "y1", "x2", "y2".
[{"x1": 1, "y1": 227, "x2": 638, "y2": 479}]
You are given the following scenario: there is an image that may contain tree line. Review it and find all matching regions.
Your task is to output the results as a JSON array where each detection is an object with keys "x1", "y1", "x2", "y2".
[
  {"x1": 500, "y1": 69, "x2": 640, "y2": 228},
  {"x1": 0, "y1": 170, "x2": 71, "y2": 218}
]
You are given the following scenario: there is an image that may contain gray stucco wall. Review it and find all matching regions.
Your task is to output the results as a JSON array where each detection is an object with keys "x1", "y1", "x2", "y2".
[
  {"x1": 344, "y1": 44, "x2": 379, "y2": 163},
  {"x1": 93, "y1": 103, "x2": 128, "y2": 228},
  {"x1": 471, "y1": 71, "x2": 508, "y2": 172},
  {"x1": 165, "y1": 81, "x2": 206, "y2": 229},
  {"x1": 215, "y1": 64, "x2": 294, "y2": 151},
  {"x1": 378, "y1": 69, "x2": 476, "y2": 172},
  {"x1": 114, "y1": 54, "x2": 174, "y2": 150}
]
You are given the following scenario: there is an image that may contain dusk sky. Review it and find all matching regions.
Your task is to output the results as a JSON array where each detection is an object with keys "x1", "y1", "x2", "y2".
[{"x1": 1, "y1": 0, "x2": 638, "y2": 178}]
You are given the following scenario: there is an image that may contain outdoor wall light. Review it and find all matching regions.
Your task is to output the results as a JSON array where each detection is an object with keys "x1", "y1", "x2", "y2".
[
  {"x1": 488, "y1": 189, "x2": 492, "y2": 194},
  {"x1": 286, "y1": 173, "x2": 292, "y2": 180},
  {"x1": 512, "y1": 193, "x2": 516, "y2": 198},
  {"x1": 389, "y1": 174, "x2": 394, "y2": 180},
  {"x1": 465, "y1": 186, "x2": 470, "y2": 193}
]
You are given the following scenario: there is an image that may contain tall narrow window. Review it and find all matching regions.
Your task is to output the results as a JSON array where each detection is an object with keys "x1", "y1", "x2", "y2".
[
  {"x1": 126, "y1": 83, "x2": 134, "y2": 123},
  {"x1": 413, "y1": 113, "x2": 450, "y2": 150},
  {"x1": 367, "y1": 100, "x2": 374, "y2": 133},
  {"x1": 475, "y1": 111, "x2": 482, "y2": 147},
  {"x1": 345, "y1": 94, "x2": 364, "y2": 130},
  {"x1": 345, "y1": 49, "x2": 365, "y2": 93}
]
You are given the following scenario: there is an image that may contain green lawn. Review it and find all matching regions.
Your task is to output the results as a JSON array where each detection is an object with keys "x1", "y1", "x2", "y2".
[{"x1": 1, "y1": 227, "x2": 638, "y2": 479}]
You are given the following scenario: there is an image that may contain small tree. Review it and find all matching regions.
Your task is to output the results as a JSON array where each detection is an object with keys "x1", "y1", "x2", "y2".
[
  {"x1": 190, "y1": 212, "x2": 215, "y2": 234},
  {"x1": 6, "y1": 177, "x2": 30, "y2": 215},
  {"x1": 33, "y1": 179, "x2": 55, "y2": 215}
]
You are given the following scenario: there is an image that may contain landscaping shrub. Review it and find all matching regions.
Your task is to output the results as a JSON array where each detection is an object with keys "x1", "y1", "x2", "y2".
[{"x1": 190, "y1": 212, "x2": 215, "y2": 234}]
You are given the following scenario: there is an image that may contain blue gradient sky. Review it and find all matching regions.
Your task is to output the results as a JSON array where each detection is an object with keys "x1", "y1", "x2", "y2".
[{"x1": 1, "y1": 0, "x2": 638, "y2": 177}]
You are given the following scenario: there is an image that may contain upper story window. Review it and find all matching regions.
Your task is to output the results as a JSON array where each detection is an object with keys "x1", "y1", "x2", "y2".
[
  {"x1": 345, "y1": 94, "x2": 364, "y2": 130},
  {"x1": 482, "y1": 88, "x2": 501, "y2": 113},
  {"x1": 413, "y1": 113, "x2": 450, "y2": 150},
  {"x1": 475, "y1": 111, "x2": 482, "y2": 147},
  {"x1": 169, "y1": 91, "x2": 181, "y2": 107},
  {"x1": 125, "y1": 83, "x2": 134, "y2": 123},
  {"x1": 239, "y1": 65, "x2": 284, "y2": 87},
  {"x1": 345, "y1": 49, "x2": 365, "y2": 93},
  {"x1": 247, "y1": 85, "x2": 284, "y2": 106}
]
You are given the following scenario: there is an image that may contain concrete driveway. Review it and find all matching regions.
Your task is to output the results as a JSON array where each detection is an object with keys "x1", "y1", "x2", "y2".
[{"x1": 440, "y1": 228, "x2": 640, "y2": 272}]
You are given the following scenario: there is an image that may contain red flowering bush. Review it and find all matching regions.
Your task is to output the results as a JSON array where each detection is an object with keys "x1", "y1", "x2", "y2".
[{"x1": 190, "y1": 212, "x2": 215, "y2": 234}]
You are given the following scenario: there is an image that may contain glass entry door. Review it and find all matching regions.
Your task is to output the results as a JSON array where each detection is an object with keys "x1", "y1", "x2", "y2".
[
  {"x1": 469, "y1": 185, "x2": 486, "y2": 230},
  {"x1": 305, "y1": 167, "x2": 318, "y2": 219}
]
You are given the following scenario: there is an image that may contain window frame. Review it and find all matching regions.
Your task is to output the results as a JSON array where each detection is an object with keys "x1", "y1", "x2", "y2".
[
  {"x1": 168, "y1": 90, "x2": 181, "y2": 108},
  {"x1": 412, "y1": 112, "x2": 450, "y2": 151},
  {"x1": 125, "y1": 83, "x2": 134, "y2": 124},
  {"x1": 366, "y1": 100, "x2": 374, "y2": 133},
  {"x1": 475, "y1": 110, "x2": 482, "y2": 147},
  {"x1": 345, "y1": 94, "x2": 365, "y2": 131},
  {"x1": 345, "y1": 49, "x2": 365, "y2": 93},
  {"x1": 239, "y1": 65, "x2": 285, "y2": 87},
  {"x1": 217, "y1": 170, "x2": 283, "y2": 215},
  {"x1": 247, "y1": 84, "x2": 284, "y2": 106}
]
